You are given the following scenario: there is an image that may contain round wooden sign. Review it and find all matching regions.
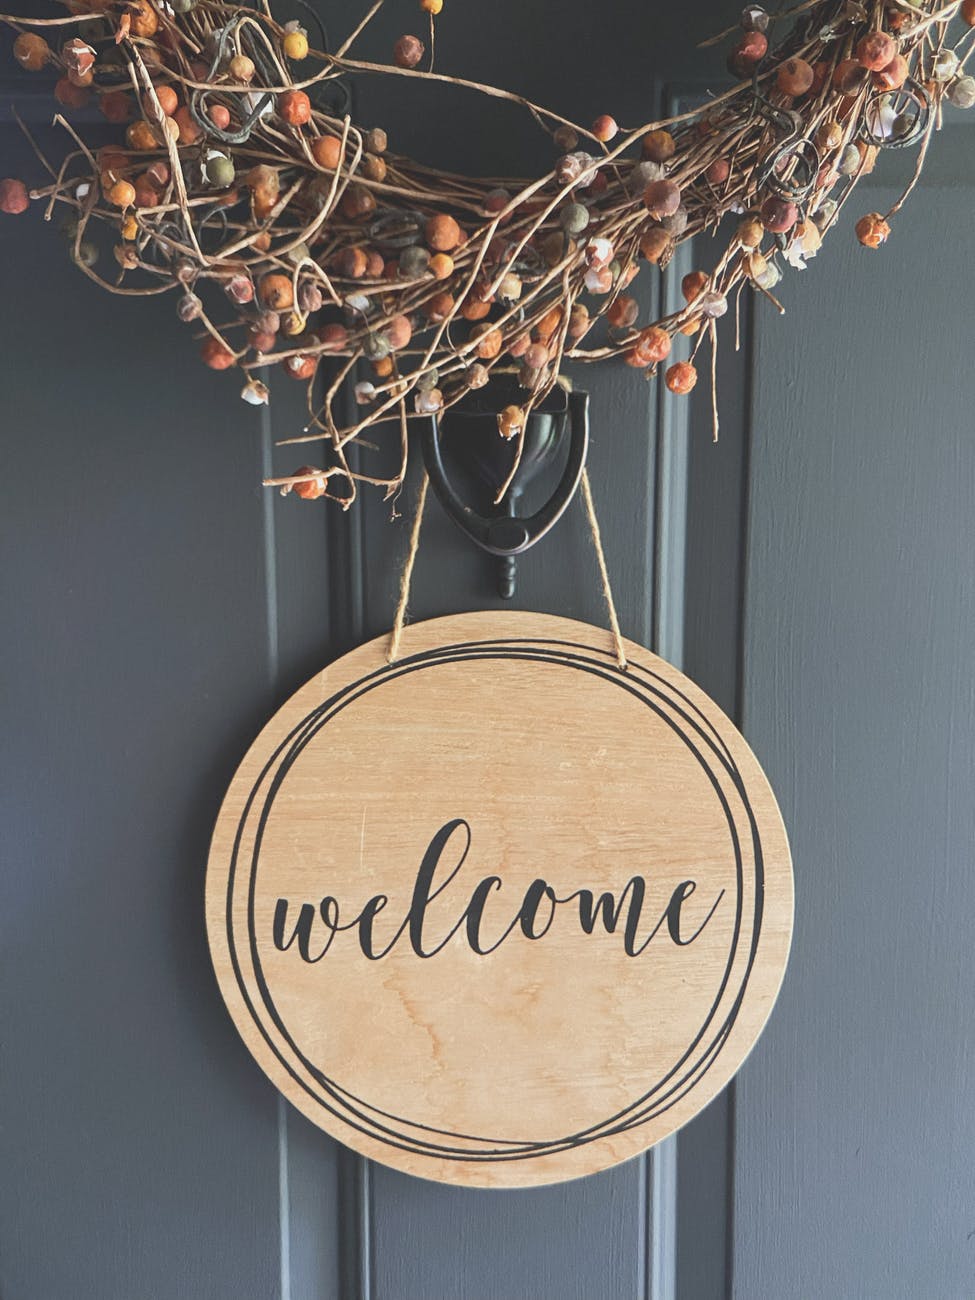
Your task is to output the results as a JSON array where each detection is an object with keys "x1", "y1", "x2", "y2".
[{"x1": 206, "y1": 612, "x2": 792, "y2": 1187}]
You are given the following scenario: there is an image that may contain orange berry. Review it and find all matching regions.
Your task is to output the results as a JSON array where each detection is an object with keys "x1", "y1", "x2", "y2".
[
  {"x1": 624, "y1": 325, "x2": 671, "y2": 368},
  {"x1": 591, "y1": 114, "x2": 618, "y2": 142},
  {"x1": 335, "y1": 246, "x2": 368, "y2": 279},
  {"x1": 144, "y1": 84, "x2": 178, "y2": 117},
  {"x1": 0, "y1": 178, "x2": 30, "y2": 214},
  {"x1": 854, "y1": 211, "x2": 890, "y2": 249},
  {"x1": 14, "y1": 33, "x2": 49, "y2": 72},
  {"x1": 129, "y1": 0, "x2": 158, "y2": 38},
  {"x1": 425, "y1": 212, "x2": 462, "y2": 251},
  {"x1": 311, "y1": 135, "x2": 342, "y2": 169},
  {"x1": 126, "y1": 121, "x2": 159, "y2": 151},
  {"x1": 209, "y1": 104, "x2": 231, "y2": 130},
  {"x1": 534, "y1": 305, "x2": 563, "y2": 342},
  {"x1": 385, "y1": 314, "x2": 413, "y2": 350},
  {"x1": 173, "y1": 105, "x2": 201, "y2": 145},
  {"x1": 607, "y1": 294, "x2": 638, "y2": 328},
  {"x1": 279, "y1": 90, "x2": 311, "y2": 126},
  {"x1": 497, "y1": 405, "x2": 524, "y2": 440},
  {"x1": 293, "y1": 467, "x2": 326, "y2": 500},
  {"x1": 133, "y1": 177, "x2": 159, "y2": 207},
  {"x1": 286, "y1": 354, "x2": 318, "y2": 380},
  {"x1": 429, "y1": 252, "x2": 454, "y2": 279},
  {"x1": 200, "y1": 337, "x2": 236, "y2": 370},
  {"x1": 963, "y1": 0, "x2": 975, "y2": 24},
  {"x1": 460, "y1": 296, "x2": 491, "y2": 322},
  {"x1": 425, "y1": 291, "x2": 455, "y2": 322},
  {"x1": 107, "y1": 179, "x2": 136, "y2": 208},
  {"x1": 873, "y1": 55, "x2": 908, "y2": 91},
  {"x1": 665, "y1": 361, "x2": 697, "y2": 394},
  {"x1": 472, "y1": 324, "x2": 503, "y2": 359},
  {"x1": 420, "y1": 0, "x2": 443, "y2": 12},
  {"x1": 100, "y1": 90, "x2": 132, "y2": 123},
  {"x1": 54, "y1": 77, "x2": 89, "y2": 109},
  {"x1": 855, "y1": 31, "x2": 897, "y2": 72},
  {"x1": 706, "y1": 158, "x2": 730, "y2": 185},
  {"x1": 318, "y1": 323, "x2": 350, "y2": 351},
  {"x1": 681, "y1": 270, "x2": 708, "y2": 303},
  {"x1": 259, "y1": 273, "x2": 295, "y2": 309}
]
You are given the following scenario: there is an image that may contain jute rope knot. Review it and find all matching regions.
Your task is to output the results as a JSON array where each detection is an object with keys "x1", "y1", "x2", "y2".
[{"x1": 386, "y1": 468, "x2": 628, "y2": 671}]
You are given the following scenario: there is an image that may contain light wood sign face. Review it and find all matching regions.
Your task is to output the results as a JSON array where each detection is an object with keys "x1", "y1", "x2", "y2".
[{"x1": 206, "y1": 612, "x2": 793, "y2": 1187}]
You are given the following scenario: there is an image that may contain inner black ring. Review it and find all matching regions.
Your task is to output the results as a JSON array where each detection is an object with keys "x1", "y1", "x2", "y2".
[{"x1": 224, "y1": 636, "x2": 764, "y2": 1163}]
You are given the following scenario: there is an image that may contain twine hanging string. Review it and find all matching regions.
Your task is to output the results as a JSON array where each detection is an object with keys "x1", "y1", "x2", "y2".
[
  {"x1": 386, "y1": 471, "x2": 429, "y2": 664},
  {"x1": 579, "y1": 468, "x2": 628, "y2": 671},
  {"x1": 386, "y1": 467, "x2": 628, "y2": 671}
]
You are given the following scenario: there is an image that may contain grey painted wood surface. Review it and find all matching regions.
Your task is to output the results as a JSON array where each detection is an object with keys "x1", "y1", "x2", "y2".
[
  {"x1": 3, "y1": 3, "x2": 973, "y2": 1296},
  {"x1": 732, "y1": 135, "x2": 975, "y2": 1299}
]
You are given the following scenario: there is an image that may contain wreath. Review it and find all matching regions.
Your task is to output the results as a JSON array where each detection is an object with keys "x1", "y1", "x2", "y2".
[{"x1": 2, "y1": 0, "x2": 972, "y2": 506}]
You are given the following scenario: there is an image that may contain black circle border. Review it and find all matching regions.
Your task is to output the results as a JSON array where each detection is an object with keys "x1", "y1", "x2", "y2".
[{"x1": 221, "y1": 635, "x2": 768, "y2": 1164}]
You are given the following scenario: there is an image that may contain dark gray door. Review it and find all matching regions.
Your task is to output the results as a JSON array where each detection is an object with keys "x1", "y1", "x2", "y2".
[{"x1": 3, "y1": 4, "x2": 974, "y2": 1297}]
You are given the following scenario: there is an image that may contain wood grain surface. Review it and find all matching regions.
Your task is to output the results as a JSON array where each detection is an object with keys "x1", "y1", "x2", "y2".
[{"x1": 206, "y1": 612, "x2": 792, "y2": 1187}]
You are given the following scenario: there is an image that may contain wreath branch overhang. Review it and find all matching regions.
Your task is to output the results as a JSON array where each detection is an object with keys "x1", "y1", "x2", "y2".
[{"x1": 2, "y1": 0, "x2": 973, "y2": 507}]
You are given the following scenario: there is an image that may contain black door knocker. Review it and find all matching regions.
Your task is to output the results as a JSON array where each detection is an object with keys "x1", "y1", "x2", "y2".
[{"x1": 420, "y1": 376, "x2": 589, "y2": 598}]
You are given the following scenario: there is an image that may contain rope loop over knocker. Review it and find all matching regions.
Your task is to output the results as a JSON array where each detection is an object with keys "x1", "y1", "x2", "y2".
[{"x1": 386, "y1": 467, "x2": 628, "y2": 672}]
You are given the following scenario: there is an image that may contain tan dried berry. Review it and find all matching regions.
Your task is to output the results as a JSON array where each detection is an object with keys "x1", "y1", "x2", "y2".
[
  {"x1": 13, "y1": 33, "x2": 49, "y2": 72},
  {"x1": 641, "y1": 129, "x2": 676, "y2": 163},
  {"x1": 737, "y1": 215, "x2": 764, "y2": 249},
  {"x1": 640, "y1": 225, "x2": 671, "y2": 263},
  {"x1": 228, "y1": 55, "x2": 255, "y2": 82},
  {"x1": 815, "y1": 120, "x2": 843, "y2": 152},
  {"x1": 311, "y1": 135, "x2": 343, "y2": 169},
  {"x1": 776, "y1": 57, "x2": 814, "y2": 96}
]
